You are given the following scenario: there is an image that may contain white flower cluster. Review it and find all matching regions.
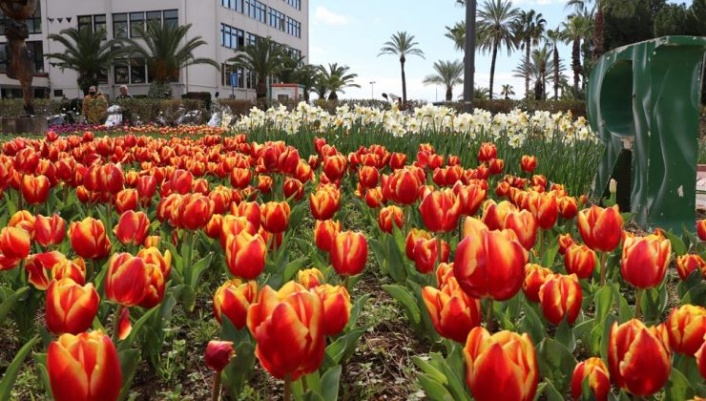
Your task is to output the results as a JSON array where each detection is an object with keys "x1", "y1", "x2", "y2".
[{"x1": 232, "y1": 102, "x2": 599, "y2": 148}]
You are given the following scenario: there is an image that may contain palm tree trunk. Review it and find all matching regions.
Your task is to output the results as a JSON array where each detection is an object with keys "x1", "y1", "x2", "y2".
[
  {"x1": 489, "y1": 40, "x2": 498, "y2": 100},
  {"x1": 593, "y1": 4, "x2": 605, "y2": 60},
  {"x1": 400, "y1": 56, "x2": 407, "y2": 107},
  {"x1": 445, "y1": 86, "x2": 452, "y2": 102},
  {"x1": 553, "y1": 47, "x2": 559, "y2": 100},
  {"x1": 256, "y1": 77, "x2": 267, "y2": 99},
  {"x1": 572, "y1": 39, "x2": 581, "y2": 98},
  {"x1": 525, "y1": 39, "x2": 531, "y2": 99}
]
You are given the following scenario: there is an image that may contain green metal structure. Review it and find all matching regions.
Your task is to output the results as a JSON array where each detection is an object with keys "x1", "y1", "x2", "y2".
[{"x1": 587, "y1": 36, "x2": 706, "y2": 232}]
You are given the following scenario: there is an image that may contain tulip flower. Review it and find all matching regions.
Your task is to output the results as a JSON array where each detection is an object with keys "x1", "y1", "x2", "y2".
[
  {"x1": 405, "y1": 228, "x2": 432, "y2": 261},
  {"x1": 169, "y1": 169, "x2": 193, "y2": 194},
  {"x1": 136, "y1": 175, "x2": 157, "y2": 203},
  {"x1": 696, "y1": 340, "x2": 706, "y2": 380},
  {"x1": 358, "y1": 165, "x2": 379, "y2": 188},
  {"x1": 463, "y1": 327, "x2": 538, "y2": 401},
  {"x1": 697, "y1": 219, "x2": 706, "y2": 241},
  {"x1": 675, "y1": 254, "x2": 706, "y2": 281},
  {"x1": 205, "y1": 340, "x2": 235, "y2": 372},
  {"x1": 313, "y1": 284, "x2": 351, "y2": 336},
  {"x1": 322, "y1": 154, "x2": 347, "y2": 181},
  {"x1": 225, "y1": 231, "x2": 267, "y2": 280},
  {"x1": 571, "y1": 358, "x2": 611, "y2": 401},
  {"x1": 282, "y1": 177, "x2": 304, "y2": 200},
  {"x1": 314, "y1": 219, "x2": 341, "y2": 253},
  {"x1": 68, "y1": 218, "x2": 111, "y2": 260},
  {"x1": 577, "y1": 205, "x2": 623, "y2": 252},
  {"x1": 477, "y1": 142, "x2": 497, "y2": 163},
  {"x1": 454, "y1": 229, "x2": 526, "y2": 302},
  {"x1": 230, "y1": 167, "x2": 252, "y2": 189},
  {"x1": 666, "y1": 305, "x2": 706, "y2": 355},
  {"x1": 520, "y1": 155, "x2": 537, "y2": 173},
  {"x1": 621, "y1": 232, "x2": 671, "y2": 289},
  {"x1": 388, "y1": 168, "x2": 423, "y2": 205},
  {"x1": 8, "y1": 210, "x2": 35, "y2": 237},
  {"x1": 330, "y1": 231, "x2": 368, "y2": 277},
  {"x1": 557, "y1": 233, "x2": 574, "y2": 255},
  {"x1": 247, "y1": 283, "x2": 325, "y2": 381},
  {"x1": 558, "y1": 196, "x2": 578, "y2": 219},
  {"x1": 422, "y1": 278, "x2": 482, "y2": 343},
  {"x1": 309, "y1": 187, "x2": 340, "y2": 220},
  {"x1": 413, "y1": 237, "x2": 450, "y2": 274},
  {"x1": 419, "y1": 189, "x2": 462, "y2": 233},
  {"x1": 21, "y1": 174, "x2": 51, "y2": 204},
  {"x1": 45, "y1": 278, "x2": 100, "y2": 335},
  {"x1": 522, "y1": 264, "x2": 554, "y2": 303},
  {"x1": 0, "y1": 226, "x2": 30, "y2": 260},
  {"x1": 178, "y1": 193, "x2": 214, "y2": 231},
  {"x1": 34, "y1": 213, "x2": 66, "y2": 248},
  {"x1": 539, "y1": 274, "x2": 582, "y2": 325},
  {"x1": 105, "y1": 253, "x2": 150, "y2": 307},
  {"x1": 503, "y1": 210, "x2": 538, "y2": 250},
  {"x1": 564, "y1": 244, "x2": 597, "y2": 279},
  {"x1": 454, "y1": 183, "x2": 487, "y2": 217},
  {"x1": 114, "y1": 188, "x2": 138, "y2": 213},
  {"x1": 213, "y1": 279, "x2": 258, "y2": 329},
  {"x1": 364, "y1": 186, "x2": 384, "y2": 208},
  {"x1": 378, "y1": 205, "x2": 404, "y2": 234},
  {"x1": 113, "y1": 210, "x2": 150, "y2": 246},
  {"x1": 47, "y1": 331, "x2": 122, "y2": 401},
  {"x1": 608, "y1": 320, "x2": 671, "y2": 396},
  {"x1": 481, "y1": 200, "x2": 516, "y2": 231},
  {"x1": 257, "y1": 201, "x2": 289, "y2": 234},
  {"x1": 235, "y1": 201, "x2": 262, "y2": 231},
  {"x1": 297, "y1": 268, "x2": 325, "y2": 289}
]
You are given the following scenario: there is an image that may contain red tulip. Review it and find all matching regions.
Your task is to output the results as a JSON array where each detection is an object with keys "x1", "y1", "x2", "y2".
[
  {"x1": 45, "y1": 278, "x2": 100, "y2": 335},
  {"x1": 571, "y1": 358, "x2": 611, "y2": 401},
  {"x1": 213, "y1": 279, "x2": 258, "y2": 329},
  {"x1": 0, "y1": 226, "x2": 30, "y2": 260},
  {"x1": 21, "y1": 174, "x2": 51, "y2": 204},
  {"x1": 34, "y1": 213, "x2": 66, "y2": 248},
  {"x1": 564, "y1": 244, "x2": 597, "y2": 279},
  {"x1": 522, "y1": 263, "x2": 554, "y2": 303},
  {"x1": 520, "y1": 155, "x2": 537, "y2": 173},
  {"x1": 675, "y1": 254, "x2": 706, "y2": 281},
  {"x1": 296, "y1": 268, "x2": 325, "y2": 290},
  {"x1": 666, "y1": 305, "x2": 706, "y2": 355},
  {"x1": 577, "y1": 205, "x2": 623, "y2": 252},
  {"x1": 113, "y1": 210, "x2": 150, "y2": 246},
  {"x1": 313, "y1": 284, "x2": 351, "y2": 336},
  {"x1": 330, "y1": 231, "x2": 368, "y2": 276},
  {"x1": 314, "y1": 219, "x2": 341, "y2": 253},
  {"x1": 477, "y1": 142, "x2": 497, "y2": 163},
  {"x1": 205, "y1": 340, "x2": 235, "y2": 372},
  {"x1": 68, "y1": 218, "x2": 111, "y2": 260},
  {"x1": 620, "y1": 232, "x2": 671, "y2": 289},
  {"x1": 378, "y1": 205, "x2": 404, "y2": 233},
  {"x1": 105, "y1": 253, "x2": 150, "y2": 307},
  {"x1": 422, "y1": 278, "x2": 482, "y2": 343},
  {"x1": 419, "y1": 189, "x2": 462, "y2": 233},
  {"x1": 225, "y1": 231, "x2": 267, "y2": 280},
  {"x1": 261, "y1": 201, "x2": 291, "y2": 233},
  {"x1": 539, "y1": 274, "x2": 582, "y2": 325},
  {"x1": 405, "y1": 228, "x2": 432, "y2": 261},
  {"x1": 697, "y1": 219, "x2": 706, "y2": 241}
]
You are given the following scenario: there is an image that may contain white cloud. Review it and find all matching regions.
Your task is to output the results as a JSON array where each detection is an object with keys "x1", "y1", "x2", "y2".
[{"x1": 314, "y1": 6, "x2": 349, "y2": 26}]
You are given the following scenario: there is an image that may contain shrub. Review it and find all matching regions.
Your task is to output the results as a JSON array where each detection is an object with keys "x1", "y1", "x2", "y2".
[{"x1": 217, "y1": 100, "x2": 256, "y2": 118}]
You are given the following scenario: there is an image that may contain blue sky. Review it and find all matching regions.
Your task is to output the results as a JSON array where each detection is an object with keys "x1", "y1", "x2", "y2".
[{"x1": 308, "y1": 0, "x2": 689, "y2": 102}]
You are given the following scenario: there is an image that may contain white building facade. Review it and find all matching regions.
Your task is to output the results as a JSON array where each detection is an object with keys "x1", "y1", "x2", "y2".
[{"x1": 0, "y1": 0, "x2": 308, "y2": 101}]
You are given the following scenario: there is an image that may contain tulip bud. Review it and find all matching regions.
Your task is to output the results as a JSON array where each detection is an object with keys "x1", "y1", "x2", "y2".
[
  {"x1": 564, "y1": 244, "x2": 597, "y2": 279},
  {"x1": 378, "y1": 205, "x2": 404, "y2": 234},
  {"x1": 522, "y1": 264, "x2": 554, "y2": 303},
  {"x1": 178, "y1": 193, "x2": 214, "y2": 230},
  {"x1": 675, "y1": 254, "x2": 706, "y2": 281},
  {"x1": 314, "y1": 219, "x2": 341, "y2": 253},
  {"x1": 620, "y1": 233, "x2": 671, "y2": 289},
  {"x1": 313, "y1": 284, "x2": 351, "y2": 336},
  {"x1": 330, "y1": 231, "x2": 368, "y2": 276},
  {"x1": 297, "y1": 268, "x2": 325, "y2": 289},
  {"x1": 697, "y1": 219, "x2": 706, "y2": 241},
  {"x1": 405, "y1": 228, "x2": 432, "y2": 261},
  {"x1": 557, "y1": 233, "x2": 574, "y2": 255},
  {"x1": 205, "y1": 340, "x2": 235, "y2": 372},
  {"x1": 577, "y1": 205, "x2": 624, "y2": 252},
  {"x1": 105, "y1": 253, "x2": 150, "y2": 307},
  {"x1": 419, "y1": 189, "x2": 462, "y2": 233},
  {"x1": 539, "y1": 274, "x2": 582, "y2": 325},
  {"x1": 45, "y1": 278, "x2": 100, "y2": 335},
  {"x1": 463, "y1": 327, "x2": 538, "y2": 401},
  {"x1": 310, "y1": 187, "x2": 340, "y2": 220},
  {"x1": 34, "y1": 213, "x2": 66, "y2": 248},
  {"x1": 477, "y1": 142, "x2": 497, "y2": 163},
  {"x1": 520, "y1": 155, "x2": 537, "y2": 173},
  {"x1": 114, "y1": 210, "x2": 150, "y2": 246},
  {"x1": 571, "y1": 358, "x2": 611, "y2": 401},
  {"x1": 503, "y1": 210, "x2": 538, "y2": 250},
  {"x1": 666, "y1": 305, "x2": 706, "y2": 355},
  {"x1": 47, "y1": 331, "x2": 121, "y2": 401},
  {"x1": 225, "y1": 232, "x2": 267, "y2": 280}
]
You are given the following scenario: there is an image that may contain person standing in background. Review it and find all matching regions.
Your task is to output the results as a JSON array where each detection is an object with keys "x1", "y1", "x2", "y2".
[
  {"x1": 82, "y1": 86, "x2": 108, "y2": 124},
  {"x1": 116, "y1": 85, "x2": 132, "y2": 101}
]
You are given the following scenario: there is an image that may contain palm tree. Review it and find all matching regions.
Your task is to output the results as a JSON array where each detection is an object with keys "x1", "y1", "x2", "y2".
[
  {"x1": 445, "y1": 22, "x2": 466, "y2": 51},
  {"x1": 294, "y1": 64, "x2": 320, "y2": 102},
  {"x1": 545, "y1": 28, "x2": 563, "y2": 100},
  {"x1": 45, "y1": 27, "x2": 126, "y2": 93},
  {"x1": 121, "y1": 22, "x2": 219, "y2": 93},
  {"x1": 512, "y1": 46, "x2": 552, "y2": 100},
  {"x1": 422, "y1": 60, "x2": 464, "y2": 101},
  {"x1": 378, "y1": 31, "x2": 425, "y2": 106},
  {"x1": 318, "y1": 63, "x2": 360, "y2": 101},
  {"x1": 275, "y1": 53, "x2": 306, "y2": 84},
  {"x1": 500, "y1": 84, "x2": 515, "y2": 99},
  {"x1": 513, "y1": 9, "x2": 546, "y2": 99},
  {"x1": 561, "y1": 13, "x2": 593, "y2": 98},
  {"x1": 565, "y1": 0, "x2": 636, "y2": 59},
  {"x1": 227, "y1": 36, "x2": 287, "y2": 101},
  {"x1": 477, "y1": 0, "x2": 520, "y2": 99},
  {"x1": 474, "y1": 86, "x2": 491, "y2": 100}
]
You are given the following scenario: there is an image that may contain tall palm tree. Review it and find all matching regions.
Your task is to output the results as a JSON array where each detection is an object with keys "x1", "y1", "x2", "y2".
[
  {"x1": 46, "y1": 27, "x2": 126, "y2": 93},
  {"x1": 545, "y1": 28, "x2": 563, "y2": 100},
  {"x1": 561, "y1": 13, "x2": 593, "y2": 98},
  {"x1": 422, "y1": 60, "x2": 464, "y2": 101},
  {"x1": 500, "y1": 84, "x2": 515, "y2": 99},
  {"x1": 512, "y1": 46, "x2": 552, "y2": 100},
  {"x1": 477, "y1": 0, "x2": 520, "y2": 99},
  {"x1": 227, "y1": 36, "x2": 287, "y2": 101},
  {"x1": 318, "y1": 63, "x2": 360, "y2": 101},
  {"x1": 565, "y1": 0, "x2": 636, "y2": 59},
  {"x1": 445, "y1": 22, "x2": 466, "y2": 51},
  {"x1": 294, "y1": 64, "x2": 320, "y2": 102},
  {"x1": 275, "y1": 53, "x2": 305, "y2": 84},
  {"x1": 122, "y1": 22, "x2": 219, "y2": 88},
  {"x1": 513, "y1": 9, "x2": 546, "y2": 98},
  {"x1": 378, "y1": 31, "x2": 425, "y2": 106}
]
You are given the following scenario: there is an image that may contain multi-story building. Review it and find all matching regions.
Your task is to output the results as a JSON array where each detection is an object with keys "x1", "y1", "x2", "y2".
[{"x1": 0, "y1": 0, "x2": 308, "y2": 101}]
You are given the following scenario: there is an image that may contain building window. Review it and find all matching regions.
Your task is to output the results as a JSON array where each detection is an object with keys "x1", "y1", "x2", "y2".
[
  {"x1": 246, "y1": 33, "x2": 258, "y2": 46},
  {"x1": 146, "y1": 11, "x2": 162, "y2": 26},
  {"x1": 284, "y1": 0, "x2": 301, "y2": 11},
  {"x1": 130, "y1": 58, "x2": 146, "y2": 83},
  {"x1": 26, "y1": 41, "x2": 44, "y2": 73},
  {"x1": 114, "y1": 65, "x2": 129, "y2": 84},
  {"x1": 0, "y1": 43, "x2": 6, "y2": 73},
  {"x1": 222, "y1": 63, "x2": 246, "y2": 88},
  {"x1": 0, "y1": 2, "x2": 42, "y2": 36},
  {"x1": 221, "y1": 0, "x2": 244, "y2": 12},
  {"x1": 245, "y1": 0, "x2": 266, "y2": 23},
  {"x1": 285, "y1": 17, "x2": 300, "y2": 38},
  {"x1": 78, "y1": 14, "x2": 107, "y2": 37},
  {"x1": 129, "y1": 12, "x2": 145, "y2": 37},
  {"x1": 113, "y1": 13, "x2": 128, "y2": 38},
  {"x1": 220, "y1": 23, "x2": 244, "y2": 50},
  {"x1": 164, "y1": 10, "x2": 178, "y2": 27},
  {"x1": 268, "y1": 8, "x2": 285, "y2": 31}
]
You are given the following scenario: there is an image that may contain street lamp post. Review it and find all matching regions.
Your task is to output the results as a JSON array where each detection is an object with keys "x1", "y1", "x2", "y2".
[
  {"x1": 370, "y1": 81, "x2": 376, "y2": 100},
  {"x1": 463, "y1": 0, "x2": 477, "y2": 113}
]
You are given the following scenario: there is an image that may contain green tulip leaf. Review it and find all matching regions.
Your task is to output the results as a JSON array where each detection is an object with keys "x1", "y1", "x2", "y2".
[
  {"x1": 319, "y1": 365, "x2": 342, "y2": 401},
  {"x1": 0, "y1": 286, "x2": 29, "y2": 327},
  {"x1": 0, "y1": 335, "x2": 40, "y2": 401},
  {"x1": 665, "y1": 368, "x2": 694, "y2": 401},
  {"x1": 382, "y1": 284, "x2": 420, "y2": 325}
]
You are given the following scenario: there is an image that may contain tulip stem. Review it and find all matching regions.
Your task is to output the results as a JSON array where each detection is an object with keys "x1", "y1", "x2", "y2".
[
  {"x1": 485, "y1": 299, "x2": 497, "y2": 332},
  {"x1": 284, "y1": 374, "x2": 292, "y2": 401},
  {"x1": 600, "y1": 251, "x2": 608, "y2": 287},
  {"x1": 343, "y1": 275, "x2": 350, "y2": 292},
  {"x1": 211, "y1": 372, "x2": 221, "y2": 401},
  {"x1": 436, "y1": 235, "x2": 443, "y2": 282},
  {"x1": 112, "y1": 304, "x2": 125, "y2": 344},
  {"x1": 634, "y1": 289, "x2": 643, "y2": 319}
]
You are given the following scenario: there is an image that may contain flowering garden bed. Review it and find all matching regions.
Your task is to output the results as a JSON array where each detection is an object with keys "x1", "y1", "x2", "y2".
[{"x1": 0, "y1": 105, "x2": 705, "y2": 400}]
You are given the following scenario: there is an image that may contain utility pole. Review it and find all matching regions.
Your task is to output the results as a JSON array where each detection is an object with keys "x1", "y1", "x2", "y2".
[
  {"x1": 370, "y1": 81, "x2": 376, "y2": 100},
  {"x1": 463, "y1": 0, "x2": 476, "y2": 113}
]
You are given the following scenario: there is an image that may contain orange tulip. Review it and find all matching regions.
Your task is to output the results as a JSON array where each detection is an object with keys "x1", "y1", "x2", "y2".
[
  {"x1": 230, "y1": 167, "x2": 252, "y2": 189},
  {"x1": 557, "y1": 233, "x2": 574, "y2": 255},
  {"x1": 322, "y1": 154, "x2": 347, "y2": 181},
  {"x1": 47, "y1": 331, "x2": 122, "y2": 401},
  {"x1": 419, "y1": 189, "x2": 462, "y2": 233},
  {"x1": 675, "y1": 254, "x2": 706, "y2": 281},
  {"x1": 234, "y1": 201, "x2": 262, "y2": 231},
  {"x1": 463, "y1": 327, "x2": 538, "y2": 401},
  {"x1": 520, "y1": 155, "x2": 537, "y2": 173},
  {"x1": 389, "y1": 152, "x2": 407, "y2": 170},
  {"x1": 247, "y1": 283, "x2": 325, "y2": 381},
  {"x1": 313, "y1": 284, "x2": 351, "y2": 336},
  {"x1": 620, "y1": 233, "x2": 671, "y2": 289},
  {"x1": 378, "y1": 205, "x2": 404, "y2": 234},
  {"x1": 309, "y1": 187, "x2": 340, "y2": 220},
  {"x1": 577, "y1": 205, "x2": 623, "y2": 252},
  {"x1": 8, "y1": 210, "x2": 35, "y2": 237},
  {"x1": 697, "y1": 219, "x2": 706, "y2": 241},
  {"x1": 503, "y1": 210, "x2": 538, "y2": 250},
  {"x1": 477, "y1": 142, "x2": 497, "y2": 163},
  {"x1": 52, "y1": 257, "x2": 87, "y2": 286},
  {"x1": 666, "y1": 305, "x2": 706, "y2": 355},
  {"x1": 34, "y1": 213, "x2": 66, "y2": 248},
  {"x1": 114, "y1": 188, "x2": 138, "y2": 213},
  {"x1": 205, "y1": 340, "x2": 235, "y2": 372},
  {"x1": 608, "y1": 320, "x2": 671, "y2": 396},
  {"x1": 388, "y1": 168, "x2": 423, "y2": 205},
  {"x1": 178, "y1": 193, "x2": 214, "y2": 230},
  {"x1": 358, "y1": 165, "x2": 379, "y2": 188},
  {"x1": 296, "y1": 268, "x2": 325, "y2": 289},
  {"x1": 260, "y1": 201, "x2": 290, "y2": 234},
  {"x1": 558, "y1": 196, "x2": 578, "y2": 219},
  {"x1": 213, "y1": 279, "x2": 258, "y2": 329},
  {"x1": 564, "y1": 244, "x2": 597, "y2": 279},
  {"x1": 571, "y1": 358, "x2": 611, "y2": 401},
  {"x1": 45, "y1": 278, "x2": 100, "y2": 335},
  {"x1": 283, "y1": 177, "x2": 304, "y2": 200},
  {"x1": 105, "y1": 253, "x2": 150, "y2": 307},
  {"x1": 405, "y1": 228, "x2": 432, "y2": 261},
  {"x1": 68, "y1": 218, "x2": 111, "y2": 260},
  {"x1": 522, "y1": 264, "x2": 554, "y2": 303},
  {"x1": 0, "y1": 226, "x2": 30, "y2": 260},
  {"x1": 21, "y1": 174, "x2": 51, "y2": 204},
  {"x1": 314, "y1": 219, "x2": 341, "y2": 253},
  {"x1": 330, "y1": 231, "x2": 368, "y2": 276},
  {"x1": 113, "y1": 210, "x2": 150, "y2": 246},
  {"x1": 225, "y1": 231, "x2": 267, "y2": 280},
  {"x1": 454, "y1": 229, "x2": 526, "y2": 301},
  {"x1": 539, "y1": 274, "x2": 582, "y2": 325},
  {"x1": 422, "y1": 278, "x2": 481, "y2": 343}
]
